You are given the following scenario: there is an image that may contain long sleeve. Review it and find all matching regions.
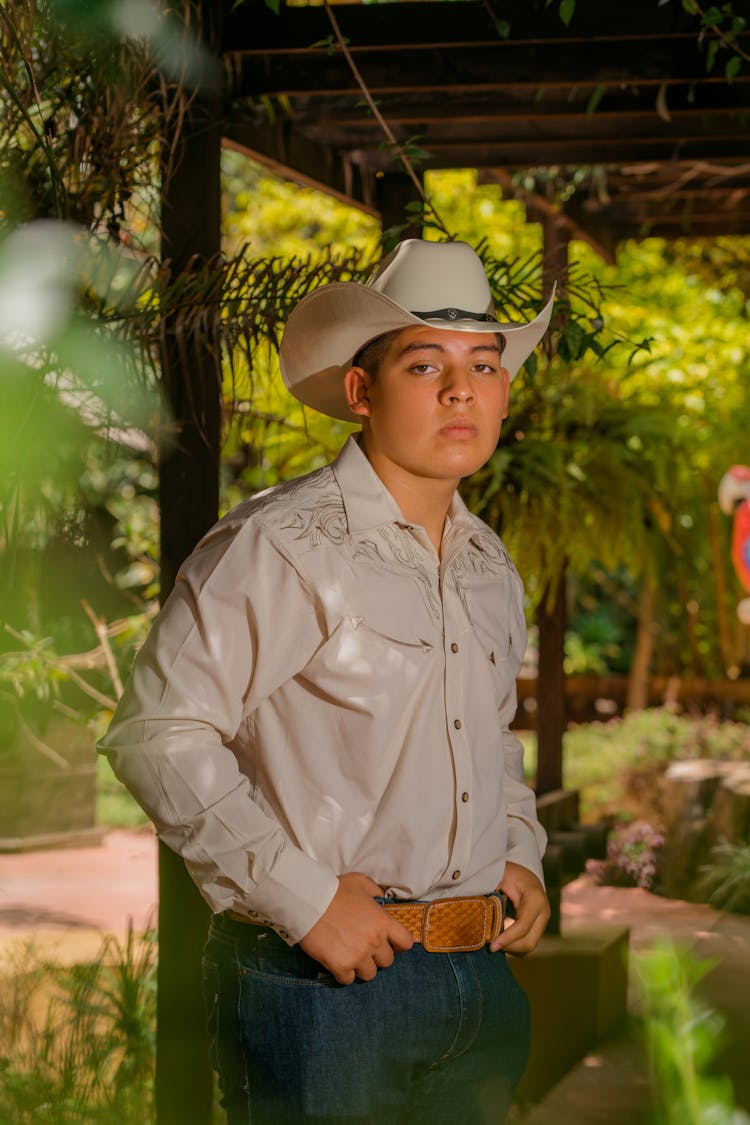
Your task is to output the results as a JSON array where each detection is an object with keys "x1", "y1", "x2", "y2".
[
  {"x1": 99, "y1": 515, "x2": 339, "y2": 944},
  {"x1": 498, "y1": 571, "x2": 547, "y2": 884}
]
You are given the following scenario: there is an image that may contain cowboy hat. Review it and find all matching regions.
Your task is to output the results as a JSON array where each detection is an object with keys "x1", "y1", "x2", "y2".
[{"x1": 279, "y1": 239, "x2": 555, "y2": 422}]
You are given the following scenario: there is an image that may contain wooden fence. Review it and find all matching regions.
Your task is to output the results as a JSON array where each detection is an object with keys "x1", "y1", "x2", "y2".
[{"x1": 514, "y1": 675, "x2": 750, "y2": 729}]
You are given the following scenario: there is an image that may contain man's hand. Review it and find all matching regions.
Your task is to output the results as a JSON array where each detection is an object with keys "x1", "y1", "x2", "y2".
[
  {"x1": 491, "y1": 861, "x2": 550, "y2": 956},
  {"x1": 299, "y1": 872, "x2": 414, "y2": 985}
]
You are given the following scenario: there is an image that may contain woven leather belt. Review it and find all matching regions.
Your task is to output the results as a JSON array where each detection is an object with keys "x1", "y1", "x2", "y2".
[
  {"x1": 382, "y1": 894, "x2": 506, "y2": 953},
  {"x1": 228, "y1": 893, "x2": 506, "y2": 954}
]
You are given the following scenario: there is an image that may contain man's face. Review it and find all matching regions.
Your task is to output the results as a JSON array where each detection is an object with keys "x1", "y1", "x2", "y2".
[{"x1": 345, "y1": 326, "x2": 510, "y2": 487}]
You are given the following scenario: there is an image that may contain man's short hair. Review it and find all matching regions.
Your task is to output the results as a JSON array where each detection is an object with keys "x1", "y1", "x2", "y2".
[
  {"x1": 351, "y1": 331, "x2": 402, "y2": 380},
  {"x1": 352, "y1": 330, "x2": 507, "y2": 380}
]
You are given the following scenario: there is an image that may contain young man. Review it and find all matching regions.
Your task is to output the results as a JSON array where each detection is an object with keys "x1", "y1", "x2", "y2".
[{"x1": 101, "y1": 239, "x2": 554, "y2": 1124}]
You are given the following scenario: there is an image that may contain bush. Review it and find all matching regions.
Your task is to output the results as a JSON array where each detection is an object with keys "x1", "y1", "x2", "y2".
[
  {"x1": 589, "y1": 819, "x2": 665, "y2": 890},
  {"x1": 561, "y1": 709, "x2": 750, "y2": 824}
]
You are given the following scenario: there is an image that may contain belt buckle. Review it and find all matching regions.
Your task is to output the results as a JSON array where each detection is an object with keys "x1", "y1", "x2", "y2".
[{"x1": 421, "y1": 894, "x2": 504, "y2": 953}]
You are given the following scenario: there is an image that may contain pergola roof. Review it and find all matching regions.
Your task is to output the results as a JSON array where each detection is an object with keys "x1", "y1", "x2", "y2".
[{"x1": 221, "y1": 0, "x2": 750, "y2": 252}]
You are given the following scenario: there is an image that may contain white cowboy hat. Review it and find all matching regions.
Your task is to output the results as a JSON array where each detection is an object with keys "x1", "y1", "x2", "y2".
[{"x1": 280, "y1": 239, "x2": 555, "y2": 421}]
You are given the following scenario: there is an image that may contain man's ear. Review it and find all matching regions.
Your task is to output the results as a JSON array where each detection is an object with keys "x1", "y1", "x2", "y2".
[
  {"x1": 344, "y1": 368, "x2": 372, "y2": 418},
  {"x1": 500, "y1": 367, "x2": 510, "y2": 420}
]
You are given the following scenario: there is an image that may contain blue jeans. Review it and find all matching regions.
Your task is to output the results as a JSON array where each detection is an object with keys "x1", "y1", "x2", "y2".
[{"x1": 202, "y1": 912, "x2": 530, "y2": 1124}]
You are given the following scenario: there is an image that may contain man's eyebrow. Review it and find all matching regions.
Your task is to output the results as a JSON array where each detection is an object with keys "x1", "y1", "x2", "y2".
[{"x1": 395, "y1": 341, "x2": 503, "y2": 359}]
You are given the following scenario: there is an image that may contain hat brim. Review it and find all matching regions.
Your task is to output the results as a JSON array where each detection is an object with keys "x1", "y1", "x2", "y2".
[{"x1": 280, "y1": 282, "x2": 555, "y2": 422}]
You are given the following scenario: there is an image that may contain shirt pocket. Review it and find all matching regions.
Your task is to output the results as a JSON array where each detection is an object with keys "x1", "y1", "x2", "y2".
[
  {"x1": 464, "y1": 588, "x2": 512, "y2": 664},
  {"x1": 300, "y1": 595, "x2": 436, "y2": 705}
]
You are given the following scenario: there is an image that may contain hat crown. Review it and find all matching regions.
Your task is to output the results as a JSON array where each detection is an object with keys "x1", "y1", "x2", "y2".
[{"x1": 369, "y1": 240, "x2": 495, "y2": 318}]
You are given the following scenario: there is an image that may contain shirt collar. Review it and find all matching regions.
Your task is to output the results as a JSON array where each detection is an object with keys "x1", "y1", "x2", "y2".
[
  {"x1": 332, "y1": 435, "x2": 405, "y2": 533},
  {"x1": 332, "y1": 434, "x2": 486, "y2": 545}
]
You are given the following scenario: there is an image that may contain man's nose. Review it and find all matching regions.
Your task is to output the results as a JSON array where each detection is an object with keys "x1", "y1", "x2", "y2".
[{"x1": 440, "y1": 369, "x2": 475, "y2": 404}]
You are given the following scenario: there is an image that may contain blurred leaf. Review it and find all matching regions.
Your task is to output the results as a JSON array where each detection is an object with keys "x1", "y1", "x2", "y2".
[
  {"x1": 586, "y1": 84, "x2": 607, "y2": 115},
  {"x1": 559, "y1": 0, "x2": 576, "y2": 26},
  {"x1": 726, "y1": 55, "x2": 742, "y2": 82}
]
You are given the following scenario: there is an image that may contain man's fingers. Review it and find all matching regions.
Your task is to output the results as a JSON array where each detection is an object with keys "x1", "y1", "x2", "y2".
[
  {"x1": 493, "y1": 895, "x2": 550, "y2": 955},
  {"x1": 388, "y1": 920, "x2": 415, "y2": 952},
  {"x1": 373, "y1": 944, "x2": 395, "y2": 969}
]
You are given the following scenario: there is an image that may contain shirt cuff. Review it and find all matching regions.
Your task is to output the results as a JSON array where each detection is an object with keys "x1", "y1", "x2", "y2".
[
  {"x1": 229, "y1": 844, "x2": 340, "y2": 946},
  {"x1": 505, "y1": 816, "x2": 547, "y2": 886}
]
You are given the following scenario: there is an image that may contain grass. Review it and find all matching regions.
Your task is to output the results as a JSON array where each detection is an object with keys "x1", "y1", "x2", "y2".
[{"x1": 0, "y1": 927, "x2": 156, "y2": 1124}]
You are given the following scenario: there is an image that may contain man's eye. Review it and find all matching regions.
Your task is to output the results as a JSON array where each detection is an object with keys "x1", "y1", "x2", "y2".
[
  {"x1": 410, "y1": 363, "x2": 435, "y2": 374},
  {"x1": 473, "y1": 363, "x2": 497, "y2": 374}
]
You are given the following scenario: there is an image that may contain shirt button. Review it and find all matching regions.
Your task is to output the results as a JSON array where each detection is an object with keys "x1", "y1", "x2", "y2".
[
  {"x1": 451, "y1": 642, "x2": 459, "y2": 653},
  {"x1": 452, "y1": 869, "x2": 461, "y2": 880},
  {"x1": 454, "y1": 719, "x2": 462, "y2": 729},
  {"x1": 462, "y1": 791, "x2": 470, "y2": 803}
]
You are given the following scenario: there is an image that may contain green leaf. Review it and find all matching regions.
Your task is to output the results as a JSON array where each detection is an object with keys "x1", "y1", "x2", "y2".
[
  {"x1": 706, "y1": 38, "x2": 720, "y2": 73},
  {"x1": 682, "y1": 0, "x2": 699, "y2": 11},
  {"x1": 725, "y1": 55, "x2": 742, "y2": 81},
  {"x1": 494, "y1": 19, "x2": 511, "y2": 38},
  {"x1": 262, "y1": 0, "x2": 279, "y2": 12},
  {"x1": 559, "y1": 0, "x2": 576, "y2": 26},
  {"x1": 702, "y1": 6, "x2": 724, "y2": 26},
  {"x1": 586, "y1": 84, "x2": 607, "y2": 115}
]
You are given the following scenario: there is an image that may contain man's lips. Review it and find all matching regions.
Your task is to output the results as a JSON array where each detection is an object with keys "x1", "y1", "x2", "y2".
[{"x1": 439, "y1": 417, "x2": 479, "y2": 437}]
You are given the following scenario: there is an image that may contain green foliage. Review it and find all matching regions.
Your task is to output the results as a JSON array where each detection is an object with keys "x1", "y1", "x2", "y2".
[
  {"x1": 0, "y1": 926, "x2": 156, "y2": 1124},
  {"x1": 222, "y1": 148, "x2": 378, "y2": 260},
  {"x1": 464, "y1": 360, "x2": 681, "y2": 605},
  {"x1": 560, "y1": 710, "x2": 750, "y2": 823},
  {"x1": 636, "y1": 937, "x2": 749, "y2": 1124},
  {"x1": 699, "y1": 842, "x2": 750, "y2": 915}
]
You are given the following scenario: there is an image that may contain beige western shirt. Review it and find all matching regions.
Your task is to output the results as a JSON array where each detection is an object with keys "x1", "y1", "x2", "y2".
[{"x1": 100, "y1": 436, "x2": 546, "y2": 945}]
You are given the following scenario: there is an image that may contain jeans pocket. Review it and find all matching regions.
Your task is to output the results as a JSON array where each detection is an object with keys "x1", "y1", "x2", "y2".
[{"x1": 247, "y1": 931, "x2": 337, "y2": 987}]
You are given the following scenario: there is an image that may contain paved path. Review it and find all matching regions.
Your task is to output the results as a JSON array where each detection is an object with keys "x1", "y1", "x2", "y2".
[
  {"x1": 0, "y1": 828, "x2": 158, "y2": 964},
  {"x1": 2, "y1": 831, "x2": 749, "y2": 1122}
]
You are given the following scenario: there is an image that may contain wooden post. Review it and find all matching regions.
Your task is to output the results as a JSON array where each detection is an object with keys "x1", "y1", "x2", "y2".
[
  {"x1": 157, "y1": 6, "x2": 222, "y2": 1122},
  {"x1": 536, "y1": 572, "x2": 567, "y2": 794},
  {"x1": 536, "y1": 216, "x2": 569, "y2": 795}
]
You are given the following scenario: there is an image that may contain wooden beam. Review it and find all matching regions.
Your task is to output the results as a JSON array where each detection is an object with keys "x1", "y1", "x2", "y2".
[
  {"x1": 348, "y1": 135, "x2": 750, "y2": 171},
  {"x1": 228, "y1": 47, "x2": 750, "y2": 99},
  {"x1": 224, "y1": 119, "x2": 377, "y2": 215},
  {"x1": 221, "y1": 0, "x2": 741, "y2": 53}
]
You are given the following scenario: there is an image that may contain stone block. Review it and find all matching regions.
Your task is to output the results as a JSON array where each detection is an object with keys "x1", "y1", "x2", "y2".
[{"x1": 510, "y1": 924, "x2": 630, "y2": 1103}]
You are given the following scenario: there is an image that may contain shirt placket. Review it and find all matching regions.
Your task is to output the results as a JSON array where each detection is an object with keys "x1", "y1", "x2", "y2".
[{"x1": 439, "y1": 536, "x2": 474, "y2": 885}]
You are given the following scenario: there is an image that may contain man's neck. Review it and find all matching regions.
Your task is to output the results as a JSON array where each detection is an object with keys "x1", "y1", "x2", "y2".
[{"x1": 359, "y1": 440, "x2": 458, "y2": 556}]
